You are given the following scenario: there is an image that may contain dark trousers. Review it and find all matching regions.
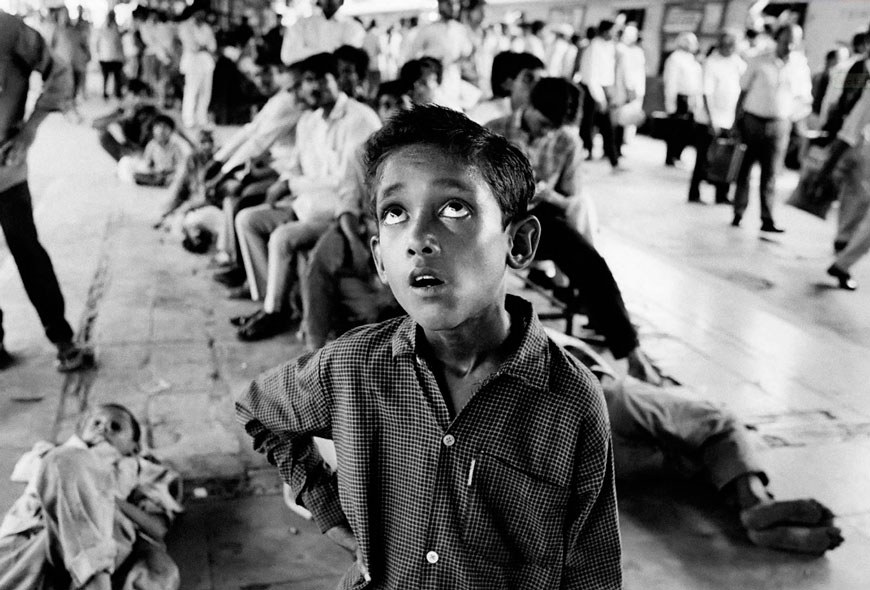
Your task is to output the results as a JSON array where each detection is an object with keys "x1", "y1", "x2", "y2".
[
  {"x1": 689, "y1": 123, "x2": 731, "y2": 203},
  {"x1": 0, "y1": 182, "x2": 74, "y2": 346},
  {"x1": 99, "y1": 61, "x2": 124, "y2": 98},
  {"x1": 733, "y1": 112, "x2": 791, "y2": 223},
  {"x1": 666, "y1": 94, "x2": 694, "y2": 164},
  {"x1": 98, "y1": 130, "x2": 137, "y2": 162},
  {"x1": 532, "y1": 202, "x2": 638, "y2": 358}
]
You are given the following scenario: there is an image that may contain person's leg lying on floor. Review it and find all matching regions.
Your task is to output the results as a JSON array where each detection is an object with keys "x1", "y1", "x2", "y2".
[{"x1": 547, "y1": 328, "x2": 844, "y2": 555}]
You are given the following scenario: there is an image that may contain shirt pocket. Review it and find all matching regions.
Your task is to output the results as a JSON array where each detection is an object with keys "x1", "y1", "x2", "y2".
[{"x1": 462, "y1": 452, "x2": 569, "y2": 567}]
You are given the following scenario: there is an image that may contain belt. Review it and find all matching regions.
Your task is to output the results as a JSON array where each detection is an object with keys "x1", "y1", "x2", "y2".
[{"x1": 744, "y1": 111, "x2": 787, "y2": 122}]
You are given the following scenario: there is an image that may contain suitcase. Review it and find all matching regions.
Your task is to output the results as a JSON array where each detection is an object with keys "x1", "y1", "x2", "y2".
[{"x1": 704, "y1": 137, "x2": 746, "y2": 184}]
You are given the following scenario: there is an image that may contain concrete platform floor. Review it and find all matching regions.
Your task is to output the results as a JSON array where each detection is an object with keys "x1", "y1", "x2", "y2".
[{"x1": 1, "y1": 100, "x2": 869, "y2": 589}]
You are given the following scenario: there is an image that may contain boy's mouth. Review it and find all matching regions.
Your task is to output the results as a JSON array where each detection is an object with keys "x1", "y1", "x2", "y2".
[{"x1": 409, "y1": 269, "x2": 445, "y2": 289}]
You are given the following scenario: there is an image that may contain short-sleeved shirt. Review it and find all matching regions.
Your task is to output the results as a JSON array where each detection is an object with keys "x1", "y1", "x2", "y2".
[
  {"x1": 0, "y1": 10, "x2": 72, "y2": 193},
  {"x1": 236, "y1": 295, "x2": 622, "y2": 589}
]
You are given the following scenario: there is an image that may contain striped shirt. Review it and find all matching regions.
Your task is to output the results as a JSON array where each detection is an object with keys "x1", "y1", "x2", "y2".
[{"x1": 236, "y1": 295, "x2": 622, "y2": 589}]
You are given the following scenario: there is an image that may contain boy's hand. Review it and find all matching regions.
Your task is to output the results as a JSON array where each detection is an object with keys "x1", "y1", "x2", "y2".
[{"x1": 325, "y1": 525, "x2": 370, "y2": 582}]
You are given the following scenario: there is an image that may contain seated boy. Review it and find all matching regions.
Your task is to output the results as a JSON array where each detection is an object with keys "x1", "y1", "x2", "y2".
[
  {"x1": 0, "y1": 403, "x2": 183, "y2": 590},
  {"x1": 236, "y1": 105, "x2": 622, "y2": 588},
  {"x1": 132, "y1": 114, "x2": 189, "y2": 187}
]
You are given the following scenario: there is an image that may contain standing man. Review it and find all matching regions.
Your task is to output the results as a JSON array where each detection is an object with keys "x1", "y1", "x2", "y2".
[
  {"x1": 178, "y1": 3, "x2": 216, "y2": 130},
  {"x1": 689, "y1": 30, "x2": 745, "y2": 204},
  {"x1": 280, "y1": 0, "x2": 365, "y2": 67},
  {"x1": 579, "y1": 20, "x2": 620, "y2": 169},
  {"x1": 732, "y1": 23, "x2": 812, "y2": 232},
  {"x1": 662, "y1": 32, "x2": 702, "y2": 167},
  {"x1": 0, "y1": 9, "x2": 87, "y2": 371}
]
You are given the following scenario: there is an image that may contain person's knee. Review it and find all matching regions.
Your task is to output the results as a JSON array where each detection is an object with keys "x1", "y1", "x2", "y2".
[{"x1": 234, "y1": 207, "x2": 257, "y2": 236}]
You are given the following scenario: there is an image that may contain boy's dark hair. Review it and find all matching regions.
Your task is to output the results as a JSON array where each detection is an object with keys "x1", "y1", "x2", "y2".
[
  {"x1": 598, "y1": 20, "x2": 614, "y2": 35},
  {"x1": 400, "y1": 56, "x2": 444, "y2": 87},
  {"x1": 490, "y1": 51, "x2": 545, "y2": 98},
  {"x1": 530, "y1": 77, "x2": 582, "y2": 127},
  {"x1": 97, "y1": 403, "x2": 142, "y2": 443},
  {"x1": 298, "y1": 52, "x2": 338, "y2": 79},
  {"x1": 363, "y1": 105, "x2": 535, "y2": 226},
  {"x1": 376, "y1": 79, "x2": 410, "y2": 101},
  {"x1": 152, "y1": 114, "x2": 176, "y2": 132},
  {"x1": 334, "y1": 44, "x2": 370, "y2": 80}
]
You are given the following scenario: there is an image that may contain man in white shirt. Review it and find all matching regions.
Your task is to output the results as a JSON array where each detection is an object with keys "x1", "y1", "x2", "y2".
[
  {"x1": 614, "y1": 23, "x2": 646, "y2": 152},
  {"x1": 579, "y1": 20, "x2": 620, "y2": 168},
  {"x1": 280, "y1": 0, "x2": 365, "y2": 66},
  {"x1": 662, "y1": 32, "x2": 702, "y2": 167},
  {"x1": 689, "y1": 31, "x2": 746, "y2": 204},
  {"x1": 178, "y1": 5, "x2": 216, "y2": 129},
  {"x1": 232, "y1": 52, "x2": 381, "y2": 340},
  {"x1": 732, "y1": 23, "x2": 812, "y2": 232}
]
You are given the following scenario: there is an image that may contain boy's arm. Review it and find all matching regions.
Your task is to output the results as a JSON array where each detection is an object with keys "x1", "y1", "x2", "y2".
[
  {"x1": 235, "y1": 352, "x2": 348, "y2": 533},
  {"x1": 115, "y1": 498, "x2": 170, "y2": 540},
  {"x1": 562, "y1": 383, "x2": 623, "y2": 589}
]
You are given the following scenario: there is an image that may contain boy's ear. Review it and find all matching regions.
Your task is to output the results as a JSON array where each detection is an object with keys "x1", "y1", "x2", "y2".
[
  {"x1": 506, "y1": 214, "x2": 541, "y2": 270},
  {"x1": 370, "y1": 235, "x2": 389, "y2": 284}
]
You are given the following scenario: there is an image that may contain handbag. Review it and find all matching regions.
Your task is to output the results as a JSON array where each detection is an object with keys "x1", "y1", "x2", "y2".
[
  {"x1": 786, "y1": 145, "x2": 837, "y2": 219},
  {"x1": 704, "y1": 137, "x2": 746, "y2": 184}
]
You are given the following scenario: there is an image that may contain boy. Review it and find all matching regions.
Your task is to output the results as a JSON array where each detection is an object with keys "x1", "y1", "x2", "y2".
[
  {"x1": 0, "y1": 404, "x2": 183, "y2": 590},
  {"x1": 236, "y1": 105, "x2": 622, "y2": 588},
  {"x1": 134, "y1": 114, "x2": 188, "y2": 187}
]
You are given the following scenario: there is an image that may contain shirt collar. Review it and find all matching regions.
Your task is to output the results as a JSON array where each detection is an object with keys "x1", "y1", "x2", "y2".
[
  {"x1": 319, "y1": 92, "x2": 349, "y2": 122},
  {"x1": 390, "y1": 294, "x2": 551, "y2": 392}
]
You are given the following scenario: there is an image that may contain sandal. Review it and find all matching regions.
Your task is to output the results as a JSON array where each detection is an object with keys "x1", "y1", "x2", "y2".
[
  {"x1": 237, "y1": 311, "x2": 290, "y2": 341},
  {"x1": 56, "y1": 342, "x2": 93, "y2": 373},
  {"x1": 230, "y1": 309, "x2": 262, "y2": 327}
]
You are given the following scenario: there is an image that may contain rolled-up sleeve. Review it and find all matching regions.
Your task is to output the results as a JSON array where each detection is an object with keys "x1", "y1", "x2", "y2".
[
  {"x1": 235, "y1": 351, "x2": 348, "y2": 533},
  {"x1": 15, "y1": 23, "x2": 72, "y2": 113}
]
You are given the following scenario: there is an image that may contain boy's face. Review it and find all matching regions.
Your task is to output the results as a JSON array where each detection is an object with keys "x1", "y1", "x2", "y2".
[
  {"x1": 508, "y1": 67, "x2": 543, "y2": 109},
  {"x1": 371, "y1": 145, "x2": 527, "y2": 332},
  {"x1": 80, "y1": 407, "x2": 138, "y2": 455},
  {"x1": 411, "y1": 73, "x2": 439, "y2": 105},
  {"x1": 153, "y1": 122, "x2": 172, "y2": 144},
  {"x1": 377, "y1": 93, "x2": 410, "y2": 121}
]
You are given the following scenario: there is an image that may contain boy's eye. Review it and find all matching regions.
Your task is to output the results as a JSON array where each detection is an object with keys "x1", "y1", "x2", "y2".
[
  {"x1": 109, "y1": 421, "x2": 121, "y2": 432},
  {"x1": 381, "y1": 206, "x2": 407, "y2": 225},
  {"x1": 440, "y1": 200, "x2": 470, "y2": 219}
]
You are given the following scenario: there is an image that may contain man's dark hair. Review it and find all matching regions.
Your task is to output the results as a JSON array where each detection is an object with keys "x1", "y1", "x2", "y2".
[
  {"x1": 400, "y1": 56, "x2": 444, "y2": 87},
  {"x1": 334, "y1": 44, "x2": 370, "y2": 80},
  {"x1": 490, "y1": 51, "x2": 545, "y2": 98},
  {"x1": 152, "y1": 113, "x2": 176, "y2": 131},
  {"x1": 363, "y1": 105, "x2": 535, "y2": 226},
  {"x1": 298, "y1": 52, "x2": 338, "y2": 79},
  {"x1": 126, "y1": 78, "x2": 153, "y2": 97},
  {"x1": 97, "y1": 403, "x2": 142, "y2": 443},
  {"x1": 598, "y1": 20, "x2": 615, "y2": 35},
  {"x1": 530, "y1": 78, "x2": 581, "y2": 127},
  {"x1": 852, "y1": 32, "x2": 869, "y2": 53},
  {"x1": 774, "y1": 23, "x2": 800, "y2": 41}
]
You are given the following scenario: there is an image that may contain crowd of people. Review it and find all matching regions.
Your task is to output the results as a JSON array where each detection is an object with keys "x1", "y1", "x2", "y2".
[{"x1": 1, "y1": 0, "x2": 865, "y2": 587}]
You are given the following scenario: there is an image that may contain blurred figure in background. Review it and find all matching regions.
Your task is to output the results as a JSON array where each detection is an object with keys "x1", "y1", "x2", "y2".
[
  {"x1": 579, "y1": 19, "x2": 620, "y2": 169},
  {"x1": 178, "y1": 3, "x2": 216, "y2": 129},
  {"x1": 662, "y1": 32, "x2": 702, "y2": 167},
  {"x1": 689, "y1": 30, "x2": 745, "y2": 204},
  {"x1": 280, "y1": 0, "x2": 365, "y2": 66},
  {"x1": 614, "y1": 23, "x2": 646, "y2": 150},
  {"x1": 732, "y1": 23, "x2": 812, "y2": 232},
  {"x1": 95, "y1": 9, "x2": 125, "y2": 100}
]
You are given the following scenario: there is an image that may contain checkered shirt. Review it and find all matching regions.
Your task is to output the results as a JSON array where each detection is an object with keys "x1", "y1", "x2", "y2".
[
  {"x1": 236, "y1": 295, "x2": 622, "y2": 589},
  {"x1": 486, "y1": 110, "x2": 584, "y2": 198}
]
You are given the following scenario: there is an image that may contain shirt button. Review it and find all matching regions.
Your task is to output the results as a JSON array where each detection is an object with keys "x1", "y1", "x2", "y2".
[
  {"x1": 442, "y1": 434, "x2": 455, "y2": 447},
  {"x1": 426, "y1": 550, "x2": 439, "y2": 564}
]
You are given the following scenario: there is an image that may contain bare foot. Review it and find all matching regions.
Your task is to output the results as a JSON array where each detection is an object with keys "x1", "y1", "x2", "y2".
[
  {"x1": 741, "y1": 499, "x2": 835, "y2": 530},
  {"x1": 747, "y1": 525, "x2": 844, "y2": 555}
]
